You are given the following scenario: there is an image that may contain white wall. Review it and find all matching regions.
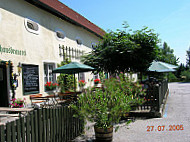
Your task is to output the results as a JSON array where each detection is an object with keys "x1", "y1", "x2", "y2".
[{"x1": 0, "y1": 0, "x2": 100, "y2": 102}]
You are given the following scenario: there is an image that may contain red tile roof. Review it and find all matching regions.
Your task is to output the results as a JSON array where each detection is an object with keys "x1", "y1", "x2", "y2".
[{"x1": 28, "y1": 0, "x2": 105, "y2": 38}]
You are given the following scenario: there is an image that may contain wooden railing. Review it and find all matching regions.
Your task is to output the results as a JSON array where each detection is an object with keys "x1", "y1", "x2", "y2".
[
  {"x1": 156, "y1": 80, "x2": 168, "y2": 111},
  {"x1": 136, "y1": 80, "x2": 169, "y2": 112},
  {"x1": 0, "y1": 103, "x2": 84, "y2": 142}
]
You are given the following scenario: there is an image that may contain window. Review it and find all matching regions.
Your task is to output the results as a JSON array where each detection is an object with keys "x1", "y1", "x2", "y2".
[
  {"x1": 24, "y1": 18, "x2": 39, "y2": 34},
  {"x1": 55, "y1": 30, "x2": 65, "y2": 41},
  {"x1": 44, "y1": 63, "x2": 56, "y2": 89},
  {"x1": 93, "y1": 74, "x2": 99, "y2": 80},
  {"x1": 94, "y1": 73, "x2": 108, "y2": 79},
  {"x1": 79, "y1": 73, "x2": 85, "y2": 81},
  {"x1": 76, "y1": 37, "x2": 83, "y2": 45},
  {"x1": 56, "y1": 31, "x2": 65, "y2": 39},
  {"x1": 27, "y1": 21, "x2": 38, "y2": 31},
  {"x1": 91, "y1": 42, "x2": 97, "y2": 49}
]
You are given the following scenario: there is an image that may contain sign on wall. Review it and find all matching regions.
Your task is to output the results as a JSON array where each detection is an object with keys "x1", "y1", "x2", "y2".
[
  {"x1": 22, "y1": 64, "x2": 39, "y2": 95},
  {"x1": 0, "y1": 45, "x2": 26, "y2": 56}
]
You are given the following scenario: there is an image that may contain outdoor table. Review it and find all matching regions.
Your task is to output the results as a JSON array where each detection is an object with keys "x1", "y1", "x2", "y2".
[
  {"x1": 57, "y1": 93, "x2": 73, "y2": 103},
  {"x1": 57, "y1": 92, "x2": 80, "y2": 104},
  {"x1": 0, "y1": 113, "x2": 19, "y2": 117},
  {"x1": 30, "y1": 97, "x2": 49, "y2": 102},
  {"x1": 30, "y1": 96, "x2": 51, "y2": 107},
  {"x1": 58, "y1": 91, "x2": 82, "y2": 101},
  {"x1": 0, "y1": 108, "x2": 33, "y2": 125},
  {"x1": 0, "y1": 122, "x2": 4, "y2": 125},
  {"x1": 45, "y1": 94, "x2": 61, "y2": 105},
  {"x1": 30, "y1": 95, "x2": 66, "y2": 107},
  {"x1": 0, "y1": 107, "x2": 34, "y2": 117},
  {"x1": 0, "y1": 107, "x2": 33, "y2": 112}
]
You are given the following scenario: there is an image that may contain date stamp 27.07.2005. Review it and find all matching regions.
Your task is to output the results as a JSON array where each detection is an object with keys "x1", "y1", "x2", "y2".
[{"x1": 147, "y1": 125, "x2": 184, "y2": 132}]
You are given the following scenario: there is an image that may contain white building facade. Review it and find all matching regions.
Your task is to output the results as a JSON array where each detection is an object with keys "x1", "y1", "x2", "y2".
[{"x1": 0, "y1": 0, "x2": 105, "y2": 106}]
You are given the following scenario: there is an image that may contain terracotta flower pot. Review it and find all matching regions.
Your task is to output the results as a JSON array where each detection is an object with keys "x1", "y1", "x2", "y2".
[{"x1": 94, "y1": 126, "x2": 113, "y2": 142}]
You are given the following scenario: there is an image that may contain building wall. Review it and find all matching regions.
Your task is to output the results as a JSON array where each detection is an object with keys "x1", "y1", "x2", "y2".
[{"x1": 0, "y1": 0, "x2": 100, "y2": 102}]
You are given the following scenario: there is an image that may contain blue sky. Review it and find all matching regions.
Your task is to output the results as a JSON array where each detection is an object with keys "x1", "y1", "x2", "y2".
[{"x1": 60, "y1": 0, "x2": 190, "y2": 64}]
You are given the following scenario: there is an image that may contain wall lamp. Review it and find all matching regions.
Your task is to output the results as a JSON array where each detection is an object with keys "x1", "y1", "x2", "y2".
[{"x1": 17, "y1": 62, "x2": 22, "y2": 76}]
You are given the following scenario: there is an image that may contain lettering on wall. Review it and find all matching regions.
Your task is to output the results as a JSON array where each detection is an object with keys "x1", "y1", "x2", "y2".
[{"x1": 0, "y1": 45, "x2": 26, "y2": 56}]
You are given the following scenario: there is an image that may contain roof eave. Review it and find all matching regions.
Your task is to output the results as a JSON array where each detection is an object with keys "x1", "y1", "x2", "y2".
[{"x1": 24, "y1": 0, "x2": 104, "y2": 38}]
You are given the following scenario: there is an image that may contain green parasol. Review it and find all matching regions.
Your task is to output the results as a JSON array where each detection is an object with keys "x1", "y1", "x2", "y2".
[{"x1": 52, "y1": 62, "x2": 95, "y2": 92}]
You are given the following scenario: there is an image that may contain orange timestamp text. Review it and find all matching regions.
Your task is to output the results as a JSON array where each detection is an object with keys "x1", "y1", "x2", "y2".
[{"x1": 147, "y1": 125, "x2": 184, "y2": 132}]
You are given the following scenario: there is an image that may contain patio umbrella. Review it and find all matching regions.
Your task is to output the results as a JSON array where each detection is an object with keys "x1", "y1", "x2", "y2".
[
  {"x1": 148, "y1": 61, "x2": 178, "y2": 72},
  {"x1": 52, "y1": 62, "x2": 95, "y2": 92}
]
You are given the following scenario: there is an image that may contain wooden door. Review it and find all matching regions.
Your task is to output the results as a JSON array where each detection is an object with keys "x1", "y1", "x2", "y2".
[{"x1": 0, "y1": 64, "x2": 8, "y2": 107}]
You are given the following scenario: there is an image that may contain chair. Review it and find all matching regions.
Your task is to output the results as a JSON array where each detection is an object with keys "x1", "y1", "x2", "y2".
[
  {"x1": 56, "y1": 92, "x2": 73, "y2": 105},
  {"x1": 29, "y1": 94, "x2": 48, "y2": 107}
]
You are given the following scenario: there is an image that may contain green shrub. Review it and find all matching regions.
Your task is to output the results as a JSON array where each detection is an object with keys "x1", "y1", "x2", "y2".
[
  {"x1": 181, "y1": 70, "x2": 190, "y2": 82},
  {"x1": 57, "y1": 59, "x2": 76, "y2": 93},
  {"x1": 71, "y1": 74, "x2": 146, "y2": 129},
  {"x1": 168, "y1": 72, "x2": 178, "y2": 82}
]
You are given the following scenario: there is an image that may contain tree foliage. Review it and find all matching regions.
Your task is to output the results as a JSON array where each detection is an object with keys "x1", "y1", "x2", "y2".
[
  {"x1": 181, "y1": 70, "x2": 190, "y2": 82},
  {"x1": 57, "y1": 58, "x2": 76, "y2": 93},
  {"x1": 157, "y1": 42, "x2": 179, "y2": 65},
  {"x1": 71, "y1": 74, "x2": 146, "y2": 129},
  {"x1": 82, "y1": 24, "x2": 160, "y2": 75},
  {"x1": 186, "y1": 47, "x2": 190, "y2": 68},
  {"x1": 175, "y1": 63, "x2": 187, "y2": 78},
  {"x1": 129, "y1": 27, "x2": 160, "y2": 73}
]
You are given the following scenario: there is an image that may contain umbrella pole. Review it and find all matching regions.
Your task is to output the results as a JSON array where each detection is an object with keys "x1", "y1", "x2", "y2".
[{"x1": 74, "y1": 73, "x2": 76, "y2": 93}]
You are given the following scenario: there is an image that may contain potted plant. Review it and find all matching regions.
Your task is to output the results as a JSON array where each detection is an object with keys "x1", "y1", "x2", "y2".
[
  {"x1": 94, "y1": 78, "x2": 101, "y2": 86},
  {"x1": 10, "y1": 98, "x2": 26, "y2": 108},
  {"x1": 71, "y1": 74, "x2": 146, "y2": 141},
  {"x1": 45, "y1": 82, "x2": 59, "y2": 91}
]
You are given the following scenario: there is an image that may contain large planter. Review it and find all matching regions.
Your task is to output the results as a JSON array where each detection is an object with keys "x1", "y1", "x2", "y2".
[{"x1": 94, "y1": 126, "x2": 113, "y2": 142}]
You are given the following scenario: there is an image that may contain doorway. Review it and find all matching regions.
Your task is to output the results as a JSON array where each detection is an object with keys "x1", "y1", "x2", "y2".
[{"x1": 0, "y1": 64, "x2": 9, "y2": 107}]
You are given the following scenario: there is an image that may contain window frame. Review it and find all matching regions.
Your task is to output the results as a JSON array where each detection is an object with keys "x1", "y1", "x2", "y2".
[
  {"x1": 79, "y1": 73, "x2": 85, "y2": 81},
  {"x1": 44, "y1": 63, "x2": 56, "y2": 91},
  {"x1": 93, "y1": 74, "x2": 99, "y2": 80},
  {"x1": 76, "y1": 37, "x2": 83, "y2": 45},
  {"x1": 24, "y1": 18, "x2": 40, "y2": 35},
  {"x1": 91, "y1": 42, "x2": 97, "y2": 49},
  {"x1": 55, "y1": 29, "x2": 66, "y2": 41}
]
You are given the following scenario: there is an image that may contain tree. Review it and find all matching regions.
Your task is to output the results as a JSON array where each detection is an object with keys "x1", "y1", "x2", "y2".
[
  {"x1": 175, "y1": 63, "x2": 187, "y2": 78},
  {"x1": 82, "y1": 30, "x2": 138, "y2": 75},
  {"x1": 157, "y1": 42, "x2": 179, "y2": 65},
  {"x1": 129, "y1": 27, "x2": 160, "y2": 73},
  {"x1": 82, "y1": 25, "x2": 160, "y2": 76},
  {"x1": 181, "y1": 70, "x2": 190, "y2": 82},
  {"x1": 186, "y1": 47, "x2": 190, "y2": 69}
]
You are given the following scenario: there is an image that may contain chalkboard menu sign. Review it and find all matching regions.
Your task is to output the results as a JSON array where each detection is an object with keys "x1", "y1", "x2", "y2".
[{"x1": 22, "y1": 64, "x2": 39, "y2": 95}]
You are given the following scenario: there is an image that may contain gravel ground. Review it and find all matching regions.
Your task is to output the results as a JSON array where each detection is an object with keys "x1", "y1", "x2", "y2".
[{"x1": 73, "y1": 82, "x2": 190, "y2": 142}]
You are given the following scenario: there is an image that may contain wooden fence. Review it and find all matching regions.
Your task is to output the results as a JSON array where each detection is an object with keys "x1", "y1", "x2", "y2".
[
  {"x1": 136, "y1": 80, "x2": 169, "y2": 112},
  {"x1": 156, "y1": 80, "x2": 168, "y2": 111},
  {"x1": 0, "y1": 104, "x2": 84, "y2": 142}
]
